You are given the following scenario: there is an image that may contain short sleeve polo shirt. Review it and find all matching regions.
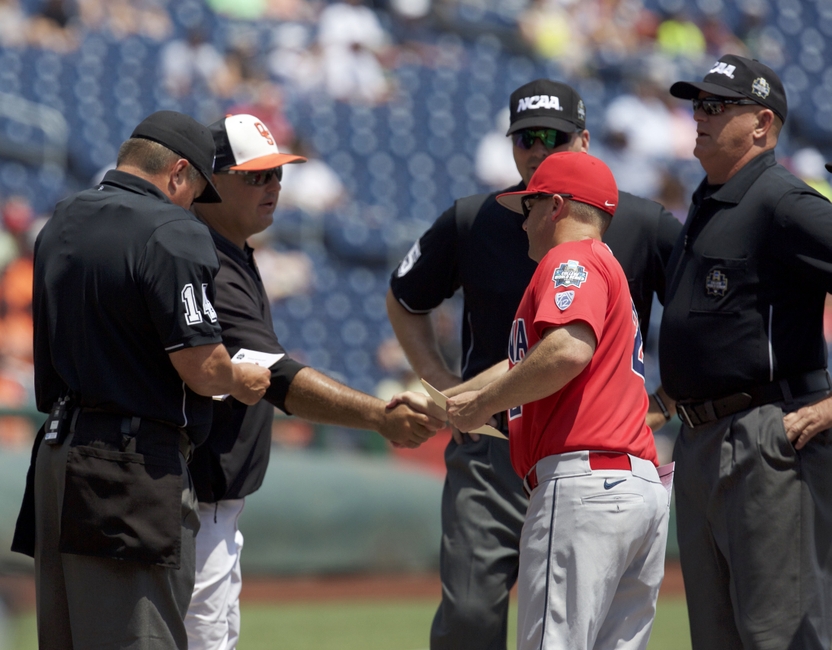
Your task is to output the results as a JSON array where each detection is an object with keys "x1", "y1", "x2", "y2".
[{"x1": 33, "y1": 170, "x2": 223, "y2": 442}]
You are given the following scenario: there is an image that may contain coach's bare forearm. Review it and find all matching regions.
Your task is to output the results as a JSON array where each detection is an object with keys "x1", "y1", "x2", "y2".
[
  {"x1": 284, "y1": 367, "x2": 392, "y2": 431},
  {"x1": 447, "y1": 323, "x2": 595, "y2": 432},
  {"x1": 444, "y1": 360, "x2": 509, "y2": 397},
  {"x1": 283, "y1": 367, "x2": 444, "y2": 447},
  {"x1": 385, "y1": 288, "x2": 459, "y2": 390}
]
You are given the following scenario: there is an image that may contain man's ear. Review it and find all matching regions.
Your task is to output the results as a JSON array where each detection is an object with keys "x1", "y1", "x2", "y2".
[
  {"x1": 550, "y1": 194, "x2": 568, "y2": 221},
  {"x1": 754, "y1": 109, "x2": 775, "y2": 138},
  {"x1": 170, "y1": 159, "x2": 190, "y2": 188}
]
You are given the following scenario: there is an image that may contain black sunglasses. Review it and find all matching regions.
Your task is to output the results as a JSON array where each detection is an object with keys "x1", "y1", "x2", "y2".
[
  {"x1": 520, "y1": 193, "x2": 572, "y2": 219},
  {"x1": 224, "y1": 167, "x2": 283, "y2": 186},
  {"x1": 691, "y1": 96, "x2": 759, "y2": 115},
  {"x1": 512, "y1": 128, "x2": 574, "y2": 151}
]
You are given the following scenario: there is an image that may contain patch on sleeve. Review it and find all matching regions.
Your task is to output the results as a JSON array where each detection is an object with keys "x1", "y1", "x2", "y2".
[
  {"x1": 555, "y1": 290, "x2": 575, "y2": 311},
  {"x1": 552, "y1": 260, "x2": 588, "y2": 288},
  {"x1": 397, "y1": 240, "x2": 421, "y2": 277}
]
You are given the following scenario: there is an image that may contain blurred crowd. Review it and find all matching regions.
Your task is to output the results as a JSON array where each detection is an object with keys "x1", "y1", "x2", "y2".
[{"x1": 1, "y1": 0, "x2": 832, "y2": 451}]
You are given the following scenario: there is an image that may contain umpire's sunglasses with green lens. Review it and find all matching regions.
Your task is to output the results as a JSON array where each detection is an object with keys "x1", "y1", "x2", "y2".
[
  {"x1": 512, "y1": 128, "x2": 573, "y2": 150},
  {"x1": 691, "y1": 96, "x2": 759, "y2": 115},
  {"x1": 224, "y1": 167, "x2": 283, "y2": 186}
]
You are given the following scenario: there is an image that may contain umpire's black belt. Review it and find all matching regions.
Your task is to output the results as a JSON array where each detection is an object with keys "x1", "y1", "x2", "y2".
[
  {"x1": 676, "y1": 369, "x2": 832, "y2": 428},
  {"x1": 71, "y1": 408, "x2": 193, "y2": 461}
]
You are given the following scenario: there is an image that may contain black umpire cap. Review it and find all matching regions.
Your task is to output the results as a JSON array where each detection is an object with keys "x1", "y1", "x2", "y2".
[
  {"x1": 506, "y1": 79, "x2": 587, "y2": 135},
  {"x1": 130, "y1": 110, "x2": 222, "y2": 203},
  {"x1": 670, "y1": 54, "x2": 787, "y2": 123}
]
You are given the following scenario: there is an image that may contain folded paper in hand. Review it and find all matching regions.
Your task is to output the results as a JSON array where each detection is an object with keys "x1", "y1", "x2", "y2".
[
  {"x1": 213, "y1": 349, "x2": 284, "y2": 401},
  {"x1": 420, "y1": 379, "x2": 508, "y2": 440}
]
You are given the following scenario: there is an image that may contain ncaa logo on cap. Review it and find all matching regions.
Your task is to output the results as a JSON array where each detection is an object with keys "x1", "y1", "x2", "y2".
[
  {"x1": 517, "y1": 95, "x2": 564, "y2": 113},
  {"x1": 709, "y1": 61, "x2": 736, "y2": 78}
]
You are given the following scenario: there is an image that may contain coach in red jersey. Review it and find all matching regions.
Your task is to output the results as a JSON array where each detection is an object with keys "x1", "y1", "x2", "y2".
[{"x1": 446, "y1": 152, "x2": 671, "y2": 650}]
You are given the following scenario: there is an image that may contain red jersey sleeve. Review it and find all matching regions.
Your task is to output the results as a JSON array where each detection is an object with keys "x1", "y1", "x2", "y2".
[{"x1": 532, "y1": 240, "x2": 610, "y2": 344}]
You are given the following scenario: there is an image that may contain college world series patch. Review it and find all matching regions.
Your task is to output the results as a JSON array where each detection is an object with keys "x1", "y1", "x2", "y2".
[
  {"x1": 705, "y1": 268, "x2": 728, "y2": 296},
  {"x1": 555, "y1": 290, "x2": 574, "y2": 311},
  {"x1": 552, "y1": 260, "x2": 588, "y2": 288}
]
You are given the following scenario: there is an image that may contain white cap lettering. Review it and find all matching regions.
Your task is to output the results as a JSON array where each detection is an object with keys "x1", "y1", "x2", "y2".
[{"x1": 516, "y1": 95, "x2": 564, "y2": 113}]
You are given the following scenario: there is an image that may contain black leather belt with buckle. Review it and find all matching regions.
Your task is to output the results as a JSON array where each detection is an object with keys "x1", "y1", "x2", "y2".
[{"x1": 676, "y1": 369, "x2": 831, "y2": 428}]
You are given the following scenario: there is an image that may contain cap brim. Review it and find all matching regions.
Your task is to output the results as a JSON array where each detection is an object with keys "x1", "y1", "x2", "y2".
[
  {"x1": 669, "y1": 80, "x2": 745, "y2": 100},
  {"x1": 193, "y1": 176, "x2": 222, "y2": 204},
  {"x1": 496, "y1": 189, "x2": 535, "y2": 214},
  {"x1": 229, "y1": 153, "x2": 307, "y2": 171},
  {"x1": 506, "y1": 116, "x2": 581, "y2": 136}
]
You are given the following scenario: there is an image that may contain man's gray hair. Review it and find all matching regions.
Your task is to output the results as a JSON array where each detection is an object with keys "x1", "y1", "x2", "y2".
[{"x1": 117, "y1": 138, "x2": 202, "y2": 183}]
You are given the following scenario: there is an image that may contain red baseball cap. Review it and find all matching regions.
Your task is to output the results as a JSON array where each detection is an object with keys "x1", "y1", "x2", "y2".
[{"x1": 497, "y1": 151, "x2": 618, "y2": 217}]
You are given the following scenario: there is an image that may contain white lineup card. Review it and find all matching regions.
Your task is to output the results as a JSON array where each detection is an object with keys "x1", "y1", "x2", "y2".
[{"x1": 213, "y1": 349, "x2": 284, "y2": 401}]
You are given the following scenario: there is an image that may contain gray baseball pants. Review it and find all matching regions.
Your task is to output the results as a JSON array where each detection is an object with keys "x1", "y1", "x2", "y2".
[
  {"x1": 517, "y1": 452, "x2": 669, "y2": 650},
  {"x1": 34, "y1": 432, "x2": 199, "y2": 650},
  {"x1": 674, "y1": 395, "x2": 832, "y2": 650},
  {"x1": 430, "y1": 436, "x2": 528, "y2": 650}
]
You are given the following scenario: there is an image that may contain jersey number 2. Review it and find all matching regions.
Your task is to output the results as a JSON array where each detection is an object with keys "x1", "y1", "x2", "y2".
[{"x1": 631, "y1": 300, "x2": 645, "y2": 380}]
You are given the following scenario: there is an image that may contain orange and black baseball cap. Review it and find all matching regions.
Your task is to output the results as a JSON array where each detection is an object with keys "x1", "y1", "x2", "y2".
[
  {"x1": 496, "y1": 152, "x2": 618, "y2": 217},
  {"x1": 210, "y1": 114, "x2": 306, "y2": 172},
  {"x1": 130, "y1": 110, "x2": 222, "y2": 203},
  {"x1": 670, "y1": 54, "x2": 787, "y2": 123}
]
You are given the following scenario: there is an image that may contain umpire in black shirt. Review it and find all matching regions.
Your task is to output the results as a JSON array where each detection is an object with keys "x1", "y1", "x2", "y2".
[
  {"x1": 387, "y1": 79, "x2": 681, "y2": 650},
  {"x1": 13, "y1": 111, "x2": 271, "y2": 650},
  {"x1": 186, "y1": 113, "x2": 444, "y2": 649},
  {"x1": 662, "y1": 55, "x2": 832, "y2": 648}
]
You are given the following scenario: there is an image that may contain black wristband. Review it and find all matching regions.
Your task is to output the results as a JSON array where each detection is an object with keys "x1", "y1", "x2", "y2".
[{"x1": 652, "y1": 392, "x2": 671, "y2": 421}]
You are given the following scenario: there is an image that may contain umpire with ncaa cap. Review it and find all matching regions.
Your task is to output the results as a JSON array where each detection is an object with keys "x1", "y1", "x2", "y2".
[
  {"x1": 387, "y1": 78, "x2": 680, "y2": 650},
  {"x1": 12, "y1": 110, "x2": 271, "y2": 650},
  {"x1": 186, "y1": 114, "x2": 444, "y2": 650},
  {"x1": 662, "y1": 54, "x2": 832, "y2": 648}
]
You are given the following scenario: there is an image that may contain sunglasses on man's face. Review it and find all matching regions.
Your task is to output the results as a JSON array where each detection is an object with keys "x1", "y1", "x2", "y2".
[
  {"x1": 520, "y1": 193, "x2": 572, "y2": 219},
  {"x1": 224, "y1": 167, "x2": 283, "y2": 186},
  {"x1": 691, "y1": 96, "x2": 759, "y2": 115},
  {"x1": 512, "y1": 128, "x2": 574, "y2": 151}
]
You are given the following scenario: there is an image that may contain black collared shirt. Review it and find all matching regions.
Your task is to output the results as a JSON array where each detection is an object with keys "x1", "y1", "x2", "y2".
[
  {"x1": 33, "y1": 169, "x2": 222, "y2": 443},
  {"x1": 189, "y1": 229, "x2": 306, "y2": 502},
  {"x1": 389, "y1": 185, "x2": 680, "y2": 381},
  {"x1": 659, "y1": 149, "x2": 832, "y2": 401}
]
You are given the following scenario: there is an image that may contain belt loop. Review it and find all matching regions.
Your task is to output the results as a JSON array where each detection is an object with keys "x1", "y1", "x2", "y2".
[
  {"x1": 780, "y1": 379, "x2": 793, "y2": 403},
  {"x1": 703, "y1": 401, "x2": 717, "y2": 422},
  {"x1": 523, "y1": 465, "x2": 537, "y2": 498},
  {"x1": 120, "y1": 416, "x2": 140, "y2": 451},
  {"x1": 179, "y1": 431, "x2": 193, "y2": 463},
  {"x1": 678, "y1": 405, "x2": 695, "y2": 428},
  {"x1": 69, "y1": 407, "x2": 80, "y2": 434}
]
